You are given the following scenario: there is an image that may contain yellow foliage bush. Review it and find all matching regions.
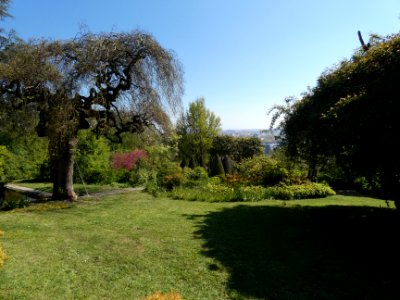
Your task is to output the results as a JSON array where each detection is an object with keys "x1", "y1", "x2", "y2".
[{"x1": 142, "y1": 291, "x2": 183, "y2": 300}]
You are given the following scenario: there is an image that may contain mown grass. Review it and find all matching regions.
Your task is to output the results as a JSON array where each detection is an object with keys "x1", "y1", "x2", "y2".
[{"x1": 0, "y1": 193, "x2": 399, "y2": 299}]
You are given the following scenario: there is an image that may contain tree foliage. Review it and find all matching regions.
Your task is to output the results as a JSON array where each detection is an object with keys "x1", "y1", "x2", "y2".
[
  {"x1": 0, "y1": 0, "x2": 10, "y2": 21},
  {"x1": 0, "y1": 95, "x2": 48, "y2": 181},
  {"x1": 0, "y1": 145, "x2": 7, "y2": 181},
  {"x1": 74, "y1": 130, "x2": 113, "y2": 184},
  {"x1": 271, "y1": 32, "x2": 400, "y2": 200},
  {"x1": 210, "y1": 135, "x2": 263, "y2": 174},
  {"x1": 176, "y1": 98, "x2": 221, "y2": 168},
  {"x1": 0, "y1": 30, "x2": 183, "y2": 200}
]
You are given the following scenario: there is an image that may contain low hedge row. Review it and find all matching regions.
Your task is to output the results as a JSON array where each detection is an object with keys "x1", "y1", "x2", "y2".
[{"x1": 170, "y1": 182, "x2": 336, "y2": 202}]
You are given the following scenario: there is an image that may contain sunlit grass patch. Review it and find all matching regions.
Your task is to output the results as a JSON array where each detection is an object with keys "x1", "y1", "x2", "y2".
[
  {"x1": 142, "y1": 291, "x2": 183, "y2": 300},
  {"x1": 0, "y1": 230, "x2": 8, "y2": 268},
  {"x1": 0, "y1": 246, "x2": 7, "y2": 268}
]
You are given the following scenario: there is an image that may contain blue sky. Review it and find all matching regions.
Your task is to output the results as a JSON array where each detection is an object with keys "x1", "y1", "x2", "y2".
[{"x1": 2, "y1": 0, "x2": 400, "y2": 129}]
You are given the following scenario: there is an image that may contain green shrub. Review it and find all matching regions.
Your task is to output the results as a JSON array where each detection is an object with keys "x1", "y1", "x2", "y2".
[
  {"x1": 184, "y1": 166, "x2": 209, "y2": 187},
  {"x1": 268, "y1": 183, "x2": 336, "y2": 200},
  {"x1": 130, "y1": 167, "x2": 155, "y2": 186},
  {"x1": 353, "y1": 175, "x2": 382, "y2": 194},
  {"x1": 171, "y1": 184, "x2": 235, "y2": 202},
  {"x1": 170, "y1": 182, "x2": 335, "y2": 202},
  {"x1": 237, "y1": 155, "x2": 289, "y2": 186},
  {"x1": 145, "y1": 179, "x2": 164, "y2": 197},
  {"x1": 208, "y1": 176, "x2": 223, "y2": 185},
  {"x1": 75, "y1": 130, "x2": 113, "y2": 184},
  {"x1": 267, "y1": 186, "x2": 294, "y2": 200},
  {"x1": 158, "y1": 162, "x2": 187, "y2": 190},
  {"x1": 285, "y1": 168, "x2": 308, "y2": 185},
  {"x1": 188, "y1": 166, "x2": 209, "y2": 181},
  {"x1": 234, "y1": 185, "x2": 268, "y2": 202},
  {"x1": 0, "y1": 136, "x2": 48, "y2": 182}
]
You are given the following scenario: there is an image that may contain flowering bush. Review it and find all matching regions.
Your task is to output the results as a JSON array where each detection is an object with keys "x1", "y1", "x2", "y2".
[
  {"x1": 112, "y1": 149, "x2": 148, "y2": 171},
  {"x1": 225, "y1": 174, "x2": 243, "y2": 186},
  {"x1": 158, "y1": 162, "x2": 187, "y2": 190}
]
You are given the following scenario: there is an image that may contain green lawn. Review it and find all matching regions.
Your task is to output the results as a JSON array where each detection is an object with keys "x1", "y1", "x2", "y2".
[{"x1": 0, "y1": 193, "x2": 399, "y2": 299}]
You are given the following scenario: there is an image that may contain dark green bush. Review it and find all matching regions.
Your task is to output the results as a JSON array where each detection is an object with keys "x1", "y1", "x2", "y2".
[
  {"x1": 209, "y1": 154, "x2": 225, "y2": 177},
  {"x1": 184, "y1": 166, "x2": 209, "y2": 187},
  {"x1": 0, "y1": 191, "x2": 30, "y2": 211},
  {"x1": 188, "y1": 166, "x2": 208, "y2": 181}
]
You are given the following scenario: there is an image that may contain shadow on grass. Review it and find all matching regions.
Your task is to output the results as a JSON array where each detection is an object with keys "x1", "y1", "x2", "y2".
[{"x1": 190, "y1": 204, "x2": 400, "y2": 299}]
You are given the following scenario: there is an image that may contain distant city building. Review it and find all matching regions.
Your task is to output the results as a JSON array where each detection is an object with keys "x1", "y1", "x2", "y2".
[{"x1": 222, "y1": 129, "x2": 279, "y2": 154}]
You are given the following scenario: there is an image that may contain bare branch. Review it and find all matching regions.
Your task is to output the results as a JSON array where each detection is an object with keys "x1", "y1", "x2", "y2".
[{"x1": 357, "y1": 30, "x2": 370, "y2": 51}]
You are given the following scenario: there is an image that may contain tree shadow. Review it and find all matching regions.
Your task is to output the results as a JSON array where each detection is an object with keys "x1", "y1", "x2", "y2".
[{"x1": 190, "y1": 204, "x2": 400, "y2": 299}]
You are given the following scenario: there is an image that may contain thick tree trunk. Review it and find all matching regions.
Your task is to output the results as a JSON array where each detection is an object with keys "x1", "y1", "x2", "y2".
[{"x1": 50, "y1": 137, "x2": 78, "y2": 201}]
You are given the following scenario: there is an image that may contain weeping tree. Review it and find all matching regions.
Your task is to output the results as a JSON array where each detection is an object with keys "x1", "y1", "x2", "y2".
[{"x1": 0, "y1": 30, "x2": 183, "y2": 200}]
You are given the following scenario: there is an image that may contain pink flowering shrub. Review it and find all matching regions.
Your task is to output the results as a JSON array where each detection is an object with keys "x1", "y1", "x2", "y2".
[{"x1": 112, "y1": 149, "x2": 148, "y2": 171}]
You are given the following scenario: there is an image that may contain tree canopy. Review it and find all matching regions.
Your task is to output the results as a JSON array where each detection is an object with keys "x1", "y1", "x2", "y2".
[
  {"x1": 271, "y1": 32, "x2": 400, "y2": 201},
  {"x1": 0, "y1": 30, "x2": 183, "y2": 200},
  {"x1": 176, "y1": 98, "x2": 221, "y2": 168}
]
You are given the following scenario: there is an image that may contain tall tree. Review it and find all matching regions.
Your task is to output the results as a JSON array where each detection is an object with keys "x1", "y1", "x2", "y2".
[
  {"x1": 176, "y1": 98, "x2": 221, "y2": 168},
  {"x1": 0, "y1": 31, "x2": 183, "y2": 200},
  {"x1": 270, "y1": 32, "x2": 400, "y2": 204}
]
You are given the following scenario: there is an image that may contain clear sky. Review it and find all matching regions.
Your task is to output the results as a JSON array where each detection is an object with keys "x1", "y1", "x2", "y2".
[{"x1": 2, "y1": 0, "x2": 400, "y2": 129}]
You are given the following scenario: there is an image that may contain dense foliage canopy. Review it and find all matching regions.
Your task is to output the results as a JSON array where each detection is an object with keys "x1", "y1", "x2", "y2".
[{"x1": 272, "y1": 33, "x2": 400, "y2": 201}]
